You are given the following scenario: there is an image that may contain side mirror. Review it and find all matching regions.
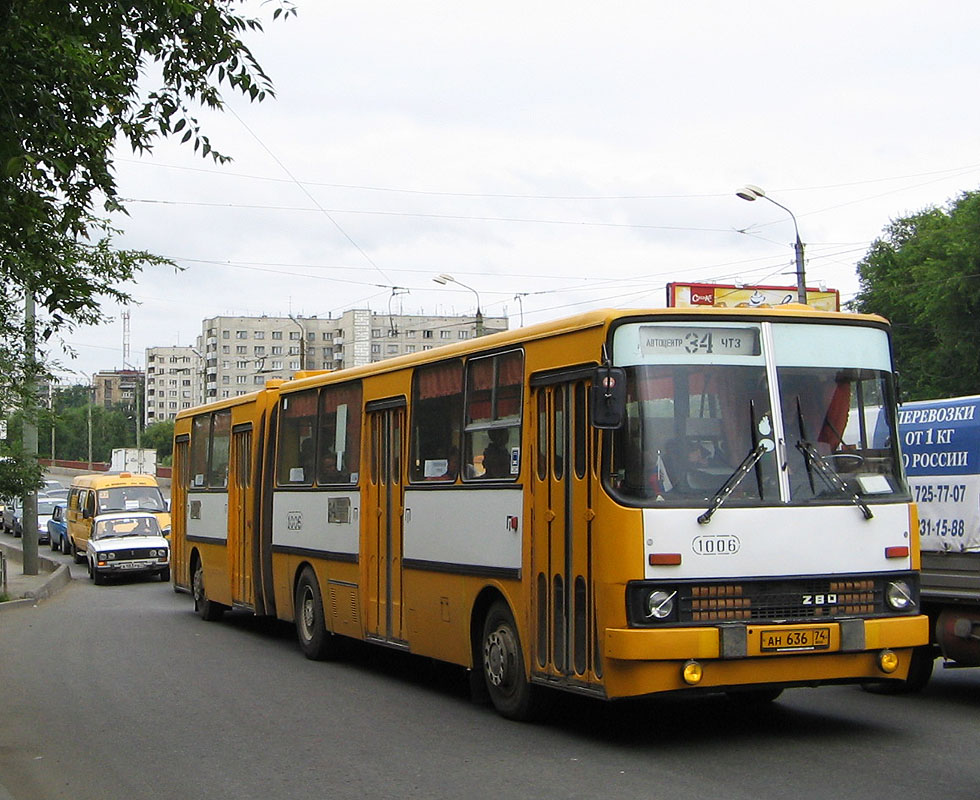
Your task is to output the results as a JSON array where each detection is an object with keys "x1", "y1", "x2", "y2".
[
  {"x1": 590, "y1": 366, "x2": 627, "y2": 429},
  {"x1": 82, "y1": 508, "x2": 91, "y2": 520}
]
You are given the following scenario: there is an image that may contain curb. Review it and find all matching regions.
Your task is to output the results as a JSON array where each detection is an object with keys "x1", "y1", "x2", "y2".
[{"x1": 0, "y1": 540, "x2": 72, "y2": 612}]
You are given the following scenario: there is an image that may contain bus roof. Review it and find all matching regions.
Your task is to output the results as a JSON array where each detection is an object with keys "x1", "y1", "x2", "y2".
[{"x1": 177, "y1": 305, "x2": 892, "y2": 419}]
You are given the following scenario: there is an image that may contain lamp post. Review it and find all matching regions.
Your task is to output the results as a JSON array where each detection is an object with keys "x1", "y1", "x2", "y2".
[
  {"x1": 736, "y1": 184, "x2": 808, "y2": 305},
  {"x1": 288, "y1": 315, "x2": 307, "y2": 370},
  {"x1": 433, "y1": 274, "x2": 484, "y2": 336}
]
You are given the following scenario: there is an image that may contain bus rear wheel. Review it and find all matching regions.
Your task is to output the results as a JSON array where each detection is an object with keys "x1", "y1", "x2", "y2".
[
  {"x1": 481, "y1": 601, "x2": 541, "y2": 721},
  {"x1": 192, "y1": 559, "x2": 224, "y2": 621},
  {"x1": 294, "y1": 567, "x2": 342, "y2": 661}
]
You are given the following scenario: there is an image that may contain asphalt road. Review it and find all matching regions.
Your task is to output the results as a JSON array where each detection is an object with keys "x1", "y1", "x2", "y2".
[{"x1": 2, "y1": 564, "x2": 979, "y2": 800}]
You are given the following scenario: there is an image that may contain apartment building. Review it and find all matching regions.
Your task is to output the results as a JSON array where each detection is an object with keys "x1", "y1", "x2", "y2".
[
  {"x1": 196, "y1": 309, "x2": 507, "y2": 402},
  {"x1": 144, "y1": 346, "x2": 202, "y2": 425},
  {"x1": 93, "y1": 369, "x2": 142, "y2": 411}
]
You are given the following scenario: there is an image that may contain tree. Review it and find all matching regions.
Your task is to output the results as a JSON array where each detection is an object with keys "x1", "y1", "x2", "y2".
[
  {"x1": 0, "y1": 0, "x2": 294, "y2": 495},
  {"x1": 143, "y1": 420, "x2": 175, "y2": 462},
  {"x1": 851, "y1": 190, "x2": 980, "y2": 401}
]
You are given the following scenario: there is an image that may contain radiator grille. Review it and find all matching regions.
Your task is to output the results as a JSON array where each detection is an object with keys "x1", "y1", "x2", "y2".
[
  {"x1": 682, "y1": 578, "x2": 880, "y2": 623},
  {"x1": 105, "y1": 547, "x2": 162, "y2": 560}
]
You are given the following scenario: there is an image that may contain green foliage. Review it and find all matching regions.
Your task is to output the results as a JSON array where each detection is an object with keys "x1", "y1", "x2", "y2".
[
  {"x1": 0, "y1": 448, "x2": 43, "y2": 500},
  {"x1": 142, "y1": 420, "x2": 175, "y2": 461},
  {"x1": 851, "y1": 190, "x2": 980, "y2": 401},
  {"x1": 0, "y1": 0, "x2": 294, "y2": 411}
]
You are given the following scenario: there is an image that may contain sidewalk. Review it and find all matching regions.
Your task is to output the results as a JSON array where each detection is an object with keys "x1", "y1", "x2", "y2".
[{"x1": 0, "y1": 537, "x2": 72, "y2": 611}]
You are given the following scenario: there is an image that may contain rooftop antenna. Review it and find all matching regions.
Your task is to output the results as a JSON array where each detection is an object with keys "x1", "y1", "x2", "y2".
[{"x1": 122, "y1": 309, "x2": 131, "y2": 368}]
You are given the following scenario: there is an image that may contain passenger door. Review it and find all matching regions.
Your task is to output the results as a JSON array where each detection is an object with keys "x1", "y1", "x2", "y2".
[
  {"x1": 229, "y1": 425, "x2": 254, "y2": 608},
  {"x1": 364, "y1": 399, "x2": 406, "y2": 645},
  {"x1": 530, "y1": 375, "x2": 599, "y2": 685}
]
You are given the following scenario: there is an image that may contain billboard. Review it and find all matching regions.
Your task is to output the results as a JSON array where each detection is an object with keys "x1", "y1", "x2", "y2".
[
  {"x1": 898, "y1": 395, "x2": 980, "y2": 552},
  {"x1": 666, "y1": 282, "x2": 840, "y2": 312}
]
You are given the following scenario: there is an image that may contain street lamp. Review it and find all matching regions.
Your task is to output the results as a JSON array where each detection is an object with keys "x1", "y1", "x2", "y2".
[
  {"x1": 288, "y1": 315, "x2": 307, "y2": 370},
  {"x1": 736, "y1": 184, "x2": 808, "y2": 305},
  {"x1": 433, "y1": 273, "x2": 484, "y2": 336}
]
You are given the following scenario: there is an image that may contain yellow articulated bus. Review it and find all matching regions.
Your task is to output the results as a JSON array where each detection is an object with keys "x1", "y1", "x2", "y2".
[{"x1": 171, "y1": 306, "x2": 928, "y2": 719}]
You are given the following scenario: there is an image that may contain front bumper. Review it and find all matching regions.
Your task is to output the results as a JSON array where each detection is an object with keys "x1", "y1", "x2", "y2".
[
  {"x1": 600, "y1": 615, "x2": 929, "y2": 698},
  {"x1": 95, "y1": 559, "x2": 169, "y2": 574}
]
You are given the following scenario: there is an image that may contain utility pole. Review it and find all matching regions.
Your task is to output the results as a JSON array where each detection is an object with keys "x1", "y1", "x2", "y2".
[{"x1": 22, "y1": 291, "x2": 38, "y2": 576}]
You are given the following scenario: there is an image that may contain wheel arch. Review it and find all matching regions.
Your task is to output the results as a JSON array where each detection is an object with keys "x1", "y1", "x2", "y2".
[
  {"x1": 469, "y1": 585, "x2": 512, "y2": 670},
  {"x1": 291, "y1": 560, "x2": 319, "y2": 619}
]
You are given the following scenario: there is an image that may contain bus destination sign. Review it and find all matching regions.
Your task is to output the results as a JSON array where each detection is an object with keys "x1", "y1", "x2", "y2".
[{"x1": 639, "y1": 326, "x2": 760, "y2": 357}]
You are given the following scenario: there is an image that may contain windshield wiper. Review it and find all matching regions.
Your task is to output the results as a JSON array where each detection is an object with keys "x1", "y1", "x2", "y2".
[
  {"x1": 795, "y1": 440, "x2": 873, "y2": 520},
  {"x1": 698, "y1": 441, "x2": 769, "y2": 525}
]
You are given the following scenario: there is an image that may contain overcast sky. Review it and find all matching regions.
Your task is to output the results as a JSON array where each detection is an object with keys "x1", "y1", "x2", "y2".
[{"x1": 52, "y1": 0, "x2": 980, "y2": 383}]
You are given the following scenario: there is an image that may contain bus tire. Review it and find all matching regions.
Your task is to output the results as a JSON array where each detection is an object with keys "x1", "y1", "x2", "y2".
[
  {"x1": 726, "y1": 687, "x2": 783, "y2": 705},
  {"x1": 72, "y1": 540, "x2": 84, "y2": 565},
  {"x1": 481, "y1": 601, "x2": 540, "y2": 721},
  {"x1": 192, "y1": 558, "x2": 224, "y2": 622},
  {"x1": 294, "y1": 567, "x2": 341, "y2": 661}
]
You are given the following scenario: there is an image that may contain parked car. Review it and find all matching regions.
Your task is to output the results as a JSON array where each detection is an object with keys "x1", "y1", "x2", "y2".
[
  {"x1": 3, "y1": 497, "x2": 22, "y2": 536},
  {"x1": 44, "y1": 488, "x2": 69, "y2": 501},
  {"x1": 47, "y1": 504, "x2": 69, "y2": 553},
  {"x1": 35, "y1": 497, "x2": 60, "y2": 544},
  {"x1": 0, "y1": 497, "x2": 11, "y2": 533},
  {"x1": 42, "y1": 478, "x2": 64, "y2": 492},
  {"x1": 85, "y1": 511, "x2": 170, "y2": 585},
  {"x1": 2, "y1": 495, "x2": 58, "y2": 540}
]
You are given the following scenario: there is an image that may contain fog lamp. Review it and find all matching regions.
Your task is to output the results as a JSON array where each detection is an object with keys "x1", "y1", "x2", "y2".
[
  {"x1": 878, "y1": 649, "x2": 899, "y2": 674},
  {"x1": 682, "y1": 660, "x2": 703, "y2": 685}
]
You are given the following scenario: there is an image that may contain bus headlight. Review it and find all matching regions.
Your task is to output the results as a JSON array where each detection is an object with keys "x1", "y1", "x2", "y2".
[
  {"x1": 885, "y1": 580, "x2": 913, "y2": 611},
  {"x1": 645, "y1": 590, "x2": 676, "y2": 620}
]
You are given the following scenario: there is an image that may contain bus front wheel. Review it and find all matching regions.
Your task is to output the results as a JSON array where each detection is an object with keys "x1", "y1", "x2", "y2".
[
  {"x1": 294, "y1": 567, "x2": 342, "y2": 661},
  {"x1": 481, "y1": 601, "x2": 540, "y2": 721}
]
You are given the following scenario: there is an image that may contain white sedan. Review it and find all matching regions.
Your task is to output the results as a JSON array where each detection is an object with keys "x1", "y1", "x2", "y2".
[{"x1": 86, "y1": 512, "x2": 170, "y2": 585}]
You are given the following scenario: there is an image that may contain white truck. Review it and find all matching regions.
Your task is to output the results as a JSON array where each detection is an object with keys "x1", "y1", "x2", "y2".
[
  {"x1": 109, "y1": 447, "x2": 157, "y2": 475},
  {"x1": 897, "y1": 395, "x2": 980, "y2": 689}
]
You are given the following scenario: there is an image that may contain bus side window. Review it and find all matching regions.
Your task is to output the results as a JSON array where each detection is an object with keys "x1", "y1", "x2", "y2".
[
  {"x1": 276, "y1": 390, "x2": 318, "y2": 486},
  {"x1": 464, "y1": 350, "x2": 523, "y2": 479},
  {"x1": 410, "y1": 360, "x2": 463, "y2": 482}
]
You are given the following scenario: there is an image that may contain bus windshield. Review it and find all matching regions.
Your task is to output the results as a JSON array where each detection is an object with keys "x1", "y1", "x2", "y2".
[{"x1": 607, "y1": 320, "x2": 907, "y2": 508}]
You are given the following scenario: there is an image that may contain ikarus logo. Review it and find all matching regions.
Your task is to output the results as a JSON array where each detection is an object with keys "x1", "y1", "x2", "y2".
[{"x1": 692, "y1": 534, "x2": 740, "y2": 555}]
